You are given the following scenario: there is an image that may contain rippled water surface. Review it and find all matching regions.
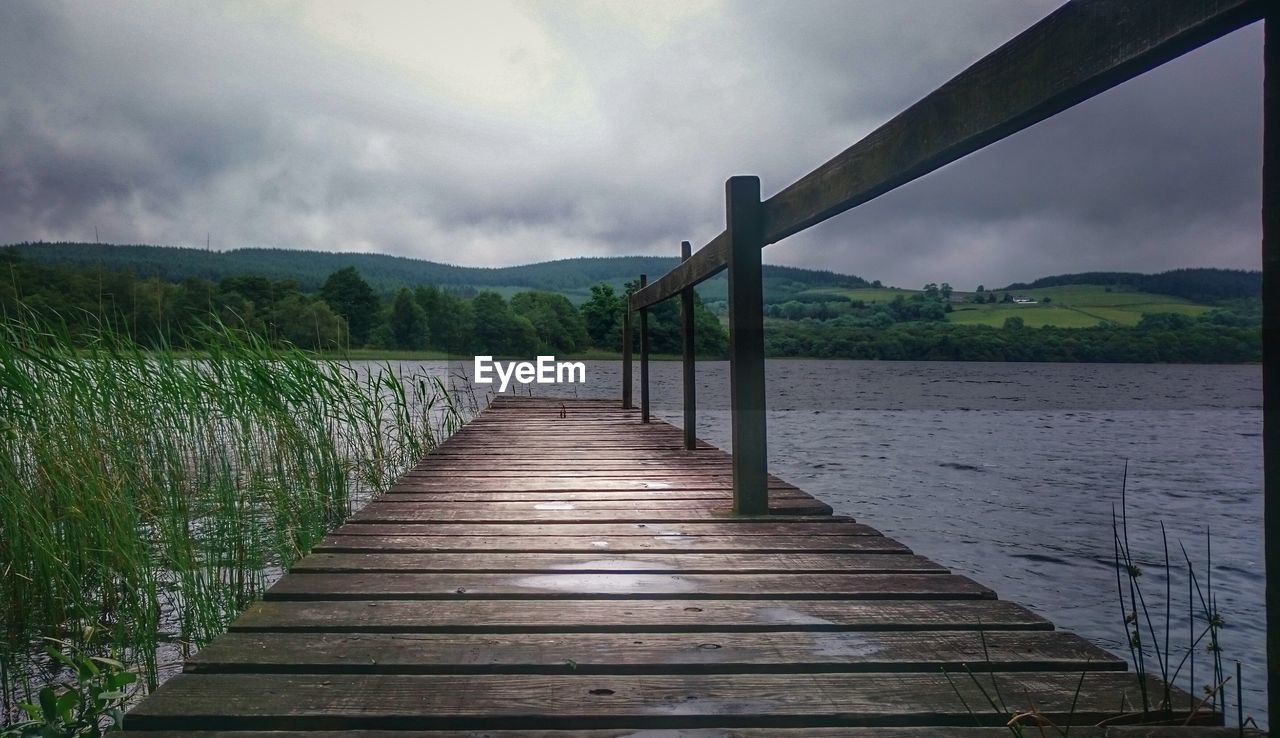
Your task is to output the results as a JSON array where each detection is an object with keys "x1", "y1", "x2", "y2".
[{"x1": 401, "y1": 359, "x2": 1266, "y2": 725}]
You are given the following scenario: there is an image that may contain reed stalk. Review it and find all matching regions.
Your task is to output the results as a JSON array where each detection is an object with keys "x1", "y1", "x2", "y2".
[{"x1": 0, "y1": 313, "x2": 468, "y2": 722}]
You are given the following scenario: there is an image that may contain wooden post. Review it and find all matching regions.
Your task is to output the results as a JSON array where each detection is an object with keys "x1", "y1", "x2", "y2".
[
  {"x1": 1264, "y1": 7, "x2": 1278, "y2": 725},
  {"x1": 639, "y1": 274, "x2": 650, "y2": 423},
  {"x1": 621, "y1": 302, "x2": 633, "y2": 410},
  {"x1": 725, "y1": 176, "x2": 768, "y2": 516},
  {"x1": 680, "y1": 240, "x2": 696, "y2": 450}
]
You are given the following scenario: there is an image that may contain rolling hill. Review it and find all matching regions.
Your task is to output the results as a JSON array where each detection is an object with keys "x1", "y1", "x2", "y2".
[
  {"x1": 793, "y1": 270, "x2": 1257, "y2": 329},
  {"x1": 4, "y1": 242, "x2": 1258, "y2": 330},
  {"x1": 945, "y1": 285, "x2": 1213, "y2": 328},
  {"x1": 3, "y1": 242, "x2": 868, "y2": 303}
]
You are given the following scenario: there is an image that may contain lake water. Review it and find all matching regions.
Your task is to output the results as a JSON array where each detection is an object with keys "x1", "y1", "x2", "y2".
[{"x1": 424, "y1": 358, "x2": 1265, "y2": 727}]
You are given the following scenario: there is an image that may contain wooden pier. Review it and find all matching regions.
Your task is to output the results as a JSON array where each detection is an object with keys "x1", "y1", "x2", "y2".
[
  {"x1": 119, "y1": 397, "x2": 1226, "y2": 735},
  {"x1": 116, "y1": 0, "x2": 1275, "y2": 730}
]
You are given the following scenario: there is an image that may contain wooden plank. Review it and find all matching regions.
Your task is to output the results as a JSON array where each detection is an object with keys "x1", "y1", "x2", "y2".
[
  {"x1": 621, "y1": 303, "x2": 632, "y2": 409},
  {"x1": 408, "y1": 461, "x2": 743, "y2": 470},
  {"x1": 1263, "y1": 1, "x2": 1279, "y2": 726},
  {"x1": 630, "y1": 0, "x2": 1263, "y2": 311},
  {"x1": 361, "y1": 499, "x2": 827, "y2": 512},
  {"x1": 411, "y1": 456, "x2": 740, "y2": 465},
  {"x1": 263, "y1": 572, "x2": 994, "y2": 601},
  {"x1": 403, "y1": 470, "x2": 783, "y2": 478},
  {"x1": 187, "y1": 630, "x2": 1123, "y2": 675},
  {"x1": 386, "y1": 479, "x2": 800, "y2": 492},
  {"x1": 349, "y1": 500, "x2": 833, "y2": 521},
  {"x1": 315, "y1": 534, "x2": 911, "y2": 554},
  {"x1": 422, "y1": 449, "x2": 723, "y2": 458},
  {"x1": 329, "y1": 521, "x2": 880, "y2": 537},
  {"x1": 640, "y1": 272, "x2": 650, "y2": 423},
  {"x1": 289, "y1": 552, "x2": 945, "y2": 574},
  {"x1": 381, "y1": 491, "x2": 817, "y2": 502},
  {"x1": 681, "y1": 238, "x2": 697, "y2": 450},
  {"x1": 230, "y1": 598, "x2": 1051, "y2": 634},
  {"x1": 122, "y1": 672, "x2": 1198, "y2": 731},
  {"x1": 122, "y1": 395, "x2": 1179, "y2": 731},
  {"x1": 332, "y1": 516, "x2": 870, "y2": 534},
  {"x1": 725, "y1": 176, "x2": 769, "y2": 516},
  {"x1": 113, "y1": 729, "x2": 1254, "y2": 738}
]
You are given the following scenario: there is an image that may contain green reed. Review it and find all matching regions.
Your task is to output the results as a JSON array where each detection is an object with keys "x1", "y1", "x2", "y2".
[{"x1": 0, "y1": 314, "x2": 467, "y2": 717}]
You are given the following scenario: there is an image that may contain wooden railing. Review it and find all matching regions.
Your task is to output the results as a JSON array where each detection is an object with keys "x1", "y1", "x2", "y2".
[{"x1": 619, "y1": 0, "x2": 1275, "y2": 718}]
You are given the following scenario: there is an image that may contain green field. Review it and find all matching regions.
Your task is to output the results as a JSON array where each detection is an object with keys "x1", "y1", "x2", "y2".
[
  {"x1": 947, "y1": 285, "x2": 1212, "y2": 327},
  {"x1": 801, "y1": 283, "x2": 1215, "y2": 328},
  {"x1": 799, "y1": 286, "x2": 920, "y2": 303},
  {"x1": 947, "y1": 304, "x2": 1103, "y2": 328}
]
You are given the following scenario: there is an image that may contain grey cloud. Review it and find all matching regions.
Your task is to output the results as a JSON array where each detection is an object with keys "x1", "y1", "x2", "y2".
[{"x1": 0, "y1": 1, "x2": 1264, "y2": 287}]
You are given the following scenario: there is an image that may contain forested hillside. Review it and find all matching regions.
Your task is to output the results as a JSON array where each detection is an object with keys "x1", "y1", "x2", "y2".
[
  {"x1": 1002, "y1": 268, "x2": 1260, "y2": 303},
  {"x1": 0, "y1": 243, "x2": 1260, "y2": 363},
  {"x1": 0, "y1": 249, "x2": 728, "y2": 358},
  {"x1": 5, "y1": 242, "x2": 867, "y2": 299}
]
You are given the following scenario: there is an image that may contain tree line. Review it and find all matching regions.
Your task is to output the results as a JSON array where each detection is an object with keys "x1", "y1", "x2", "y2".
[
  {"x1": 764, "y1": 302, "x2": 1259, "y2": 363},
  {"x1": 1002, "y1": 268, "x2": 1260, "y2": 303},
  {"x1": 0, "y1": 251, "x2": 728, "y2": 357},
  {"x1": 0, "y1": 249, "x2": 1258, "y2": 362},
  {"x1": 7, "y1": 242, "x2": 867, "y2": 296}
]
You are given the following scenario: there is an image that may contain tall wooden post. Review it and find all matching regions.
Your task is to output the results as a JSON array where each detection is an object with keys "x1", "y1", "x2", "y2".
[
  {"x1": 680, "y1": 240, "x2": 697, "y2": 450},
  {"x1": 1264, "y1": 7, "x2": 1278, "y2": 725},
  {"x1": 726, "y1": 176, "x2": 768, "y2": 515},
  {"x1": 639, "y1": 274, "x2": 650, "y2": 423},
  {"x1": 621, "y1": 302, "x2": 633, "y2": 410}
]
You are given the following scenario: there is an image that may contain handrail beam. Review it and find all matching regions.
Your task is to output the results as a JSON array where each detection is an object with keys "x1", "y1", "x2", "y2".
[{"x1": 630, "y1": 0, "x2": 1262, "y2": 312}]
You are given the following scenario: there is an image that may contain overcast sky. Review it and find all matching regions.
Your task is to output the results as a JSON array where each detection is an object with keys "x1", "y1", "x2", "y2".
[{"x1": 0, "y1": 1, "x2": 1264, "y2": 288}]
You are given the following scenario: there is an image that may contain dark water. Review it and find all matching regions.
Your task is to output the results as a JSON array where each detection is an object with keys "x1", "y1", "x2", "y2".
[{"x1": 434, "y1": 359, "x2": 1264, "y2": 726}]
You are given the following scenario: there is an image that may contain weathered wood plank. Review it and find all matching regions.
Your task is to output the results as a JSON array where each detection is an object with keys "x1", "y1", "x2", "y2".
[
  {"x1": 290, "y1": 552, "x2": 945, "y2": 574},
  {"x1": 123, "y1": 385, "x2": 1175, "y2": 731},
  {"x1": 123, "y1": 672, "x2": 1198, "y2": 731},
  {"x1": 330, "y1": 521, "x2": 876, "y2": 537},
  {"x1": 387, "y1": 479, "x2": 800, "y2": 492},
  {"x1": 403, "y1": 471, "x2": 789, "y2": 479},
  {"x1": 114, "y1": 729, "x2": 1256, "y2": 738},
  {"x1": 263, "y1": 572, "x2": 993, "y2": 601},
  {"x1": 362, "y1": 499, "x2": 828, "y2": 512},
  {"x1": 411, "y1": 460, "x2": 743, "y2": 469},
  {"x1": 187, "y1": 630, "x2": 1123, "y2": 675},
  {"x1": 348, "y1": 500, "x2": 833, "y2": 521},
  {"x1": 382, "y1": 490, "x2": 816, "y2": 502},
  {"x1": 230, "y1": 598, "x2": 1051, "y2": 634},
  {"x1": 315, "y1": 534, "x2": 911, "y2": 554}
]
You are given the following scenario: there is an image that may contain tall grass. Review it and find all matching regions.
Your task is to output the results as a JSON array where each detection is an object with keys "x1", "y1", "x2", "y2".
[{"x1": 0, "y1": 315, "x2": 469, "y2": 719}]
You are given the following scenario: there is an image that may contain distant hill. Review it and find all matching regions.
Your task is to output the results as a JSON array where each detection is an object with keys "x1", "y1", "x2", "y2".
[
  {"x1": 3, "y1": 242, "x2": 869, "y2": 301},
  {"x1": 1001, "y1": 268, "x2": 1260, "y2": 303}
]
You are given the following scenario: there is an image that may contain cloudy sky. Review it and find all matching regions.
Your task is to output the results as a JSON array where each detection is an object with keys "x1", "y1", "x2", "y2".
[{"x1": 0, "y1": 1, "x2": 1264, "y2": 288}]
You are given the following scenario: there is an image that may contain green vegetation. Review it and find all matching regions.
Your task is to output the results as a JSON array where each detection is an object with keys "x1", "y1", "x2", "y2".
[
  {"x1": 6, "y1": 242, "x2": 867, "y2": 299},
  {"x1": 1, "y1": 244, "x2": 1261, "y2": 363},
  {"x1": 947, "y1": 285, "x2": 1213, "y2": 328},
  {"x1": 797, "y1": 286, "x2": 920, "y2": 303},
  {"x1": 0, "y1": 315, "x2": 468, "y2": 724},
  {"x1": 765, "y1": 314, "x2": 1258, "y2": 362},
  {"x1": 1003, "y1": 268, "x2": 1260, "y2": 303},
  {"x1": 753, "y1": 275, "x2": 1258, "y2": 362},
  {"x1": 0, "y1": 248, "x2": 729, "y2": 359},
  {"x1": 2, "y1": 633, "x2": 136, "y2": 737}
]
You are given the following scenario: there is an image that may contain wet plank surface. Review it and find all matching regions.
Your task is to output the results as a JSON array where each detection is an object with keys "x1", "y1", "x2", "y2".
[{"x1": 123, "y1": 397, "x2": 1207, "y2": 734}]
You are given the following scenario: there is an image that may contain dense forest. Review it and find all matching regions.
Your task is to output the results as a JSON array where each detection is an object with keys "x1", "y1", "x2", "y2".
[
  {"x1": 6, "y1": 242, "x2": 868, "y2": 296},
  {"x1": 0, "y1": 246, "x2": 1260, "y2": 363},
  {"x1": 764, "y1": 306, "x2": 1259, "y2": 362},
  {"x1": 0, "y1": 249, "x2": 729, "y2": 357},
  {"x1": 1002, "y1": 268, "x2": 1260, "y2": 303}
]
